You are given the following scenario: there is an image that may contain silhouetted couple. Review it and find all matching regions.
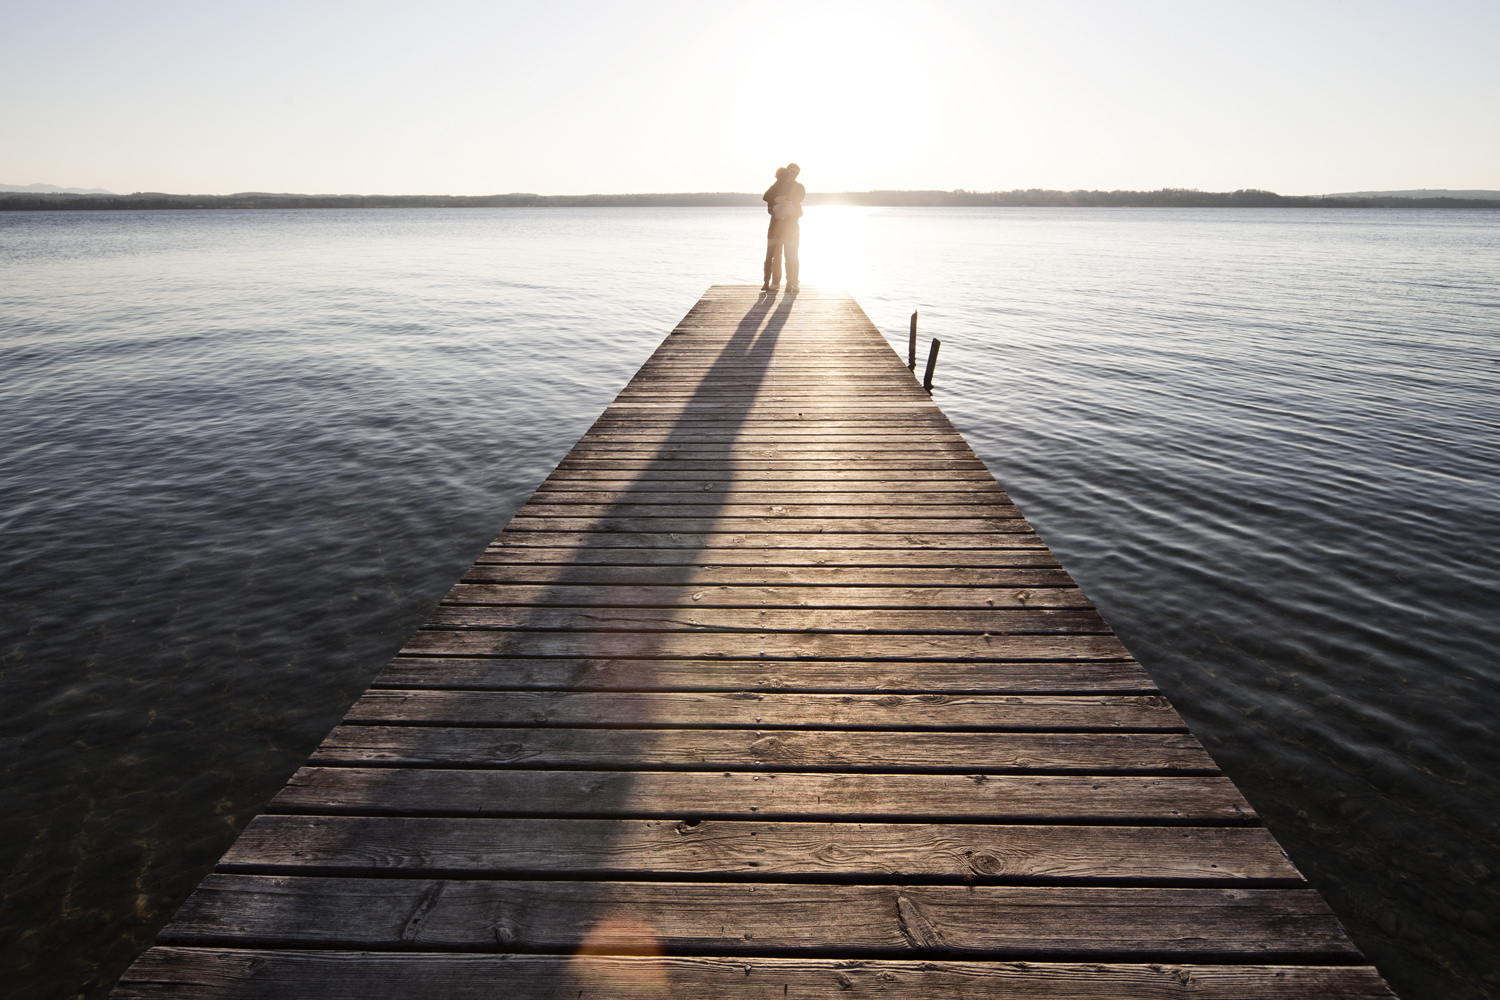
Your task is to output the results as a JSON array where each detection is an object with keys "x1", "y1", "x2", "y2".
[{"x1": 761, "y1": 163, "x2": 804, "y2": 293}]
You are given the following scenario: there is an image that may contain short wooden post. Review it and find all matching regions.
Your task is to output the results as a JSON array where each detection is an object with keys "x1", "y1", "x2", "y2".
[
  {"x1": 908, "y1": 311, "x2": 918, "y2": 370},
  {"x1": 922, "y1": 338, "x2": 941, "y2": 392}
]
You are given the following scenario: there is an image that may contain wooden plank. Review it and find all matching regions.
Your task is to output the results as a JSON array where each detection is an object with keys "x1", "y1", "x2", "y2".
[
  {"x1": 522, "y1": 492, "x2": 1014, "y2": 506},
  {"x1": 397, "y1": 631, "x2": 1133, "y2": 662},
  {"x1": 372, "y1": 657, "x2": 1159, "y2": 694},
  {"x1": 580, "y1": 419, "x2": 968, "y2": 430},
  {"x1": 475, "y1": 546, "x2": 1063, "y2": 567},
  {"x1": 269, "y1": 768, "x2": 1253, "y2": 822},
  {"x1": 309, "y1": 727, "x2": 1219, "y2": 772},
  {"x1": 491, "y1": 523, "x2": 1038, "y2": 543},
  {"x1": 549, "y1": 460, "x2": 994, "y2": 471},
  {"x1": 538, "y1": 469, "x2": 1006, "y2": 484},
  {"x1": 441, "y1": 583, "x2": 1092, "y2": 609},
  {"x1": 511, "y1": 503, "x2": 1025, "y2": 519},
  {"x1": 156, "y1": 876, "x2": 1353, "y2": 958},
  {"x1": 571, "y1": 425, "x2": 974, "y2": 434},
  {"x1": 610, "y1": 394, "x2": 939, "y2": 403},
  {"x1": 587, "y1": 400, "x2": 953, "y2": 407},
  {"x1": 111, "y1": 951, "x2": 1401, "y2": 1000},
  {"x1": 343, "y1": 691, "x2": 1182, "y2": 730},
  {"x1": 611, "y1": 382, "x2": 929, "y2": 390},
  {"x1": 556, "y1": 449, "x2": 983, "y2": 462},
  {"x1": 535, "y1": 483, "x2": 1011, "y2": 497},
  {"x1": 220, "y1": 816, "x2": 1295, "y2": 882},
  {"x1": 565, "y1": 431, "x2": 976, "y2": 442},
  {"x1": 421, "y1": 607, "x2": 1110, "y2": 633},
  {"x1": 458, "y1": 565, "x2": 1078, "y2": 588},
  {"x1": 486, "y1": 532, "x2": 1051, "y2": 550}
]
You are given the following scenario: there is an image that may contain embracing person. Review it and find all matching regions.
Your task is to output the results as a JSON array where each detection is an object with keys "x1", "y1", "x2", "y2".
[{"x1": 760, "y1": 162, "x2": 805, "y2": 293}]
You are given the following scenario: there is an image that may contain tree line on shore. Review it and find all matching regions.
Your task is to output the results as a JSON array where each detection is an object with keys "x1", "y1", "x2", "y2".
[{"x1": 3, "y1": 188, "x2": 1498, "y2": 211}]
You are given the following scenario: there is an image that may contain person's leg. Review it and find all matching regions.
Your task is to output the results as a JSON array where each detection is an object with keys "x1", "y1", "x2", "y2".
[
  {"x1": 762, "y1": 238, "x2": 775, "y2": 289},
  {"x1": 765, "y1": 237, "x2": 784, "y2": 287},
  {"x1": 784, "y1": 227, "x2": 800, "y2": 288}
]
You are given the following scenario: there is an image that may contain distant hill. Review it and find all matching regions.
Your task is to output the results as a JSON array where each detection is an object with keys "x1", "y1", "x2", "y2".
[
  {"x1": 0, "y1": 182, "x2": 116, "y2": 194},
  {"x1": 1330, "y1": 189, "x2": 1500, "y2": 201}
]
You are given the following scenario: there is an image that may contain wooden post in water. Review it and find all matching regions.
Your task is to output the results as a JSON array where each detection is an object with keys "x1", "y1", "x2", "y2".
[
  {"x1": 923, "y1": 337, "x2": 942, "y2": 392},
  {"x1": 908, "y1": 311, "x2": 918, "y2": 370}
]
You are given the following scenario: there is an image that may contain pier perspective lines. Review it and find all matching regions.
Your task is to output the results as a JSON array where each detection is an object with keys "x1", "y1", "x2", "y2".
[{"x1": 113, "y1": 287, "x2": 1396, "y2": 998}]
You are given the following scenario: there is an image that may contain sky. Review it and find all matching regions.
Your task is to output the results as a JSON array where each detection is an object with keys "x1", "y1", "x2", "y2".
[{"x1": 2, "y1": 0, "x2": 1497, "y2": 196}]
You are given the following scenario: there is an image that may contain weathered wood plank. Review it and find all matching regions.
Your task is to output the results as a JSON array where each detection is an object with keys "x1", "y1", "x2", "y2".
[
  {"x1": 610, "y1": 394, "x2": 939, "y2": 403},
  {"x1": 343, "y1": 691, "x2": 1182, "y2": 730},
  {"x1": 371, "y1": 656, "x2": 1159, "y2": 694},
  {"x1": 524, "y1": 489, "x2": 1011, "y2": 503},
  {"x1": 557, "y1": 449, "x2": 982, "y2": 463},
  {"x1": 580, "y1": 419, "x2": 967, "y2": 431},
  {"x1": 112, "y1": 950, "x2": 1401, "y2": 1000},
  {"x1": 486, "y1": 531, "x2": 1051, "y2": 550},
  {"x1": 157, "y1": 876, "x2": 1352, "y2": 957},
  {"x1": 500, "y1": 517, "x2": 1033, "y2": 535},
  {"x1": 570, "y1": 435, "x2": 983, "y2": 447},
  {"x1": 534, "y1": 486, "x2": 1011, "y2": 500},
  {"x1": 538, "y1": 469, "x2": 1006, "y2": 485},
  {"x1": 397, "y1": 631, "x2": 1133, "y2": 662},
  {"x1": 422, "y1": 606, "x2": 1110, "y2": 634},
  {"x1": 459, "y1": 565, "x2": 1078, "y2": 589},
  {"x1": 220, "y1": 816, "x2": 1296, "y2": 881},
  {"x1": 269, "y1": 768, "x2": 1253, "y2": 822},
  {"x1": 475, "y1": 546, "x2": 1062, "y2": 567},
  {"x1": 310, "y1": 727, "x2": 1219, "y2": 772},
  {"x1": 549, "y1": 459, "x2": 994, "y2": 472},
  {"x1": 442, "y1": 583, "x2": 1092, "y2": 609},
  {"x1": 512, "y1": 503, "x2": 1024, "y2": 519}
]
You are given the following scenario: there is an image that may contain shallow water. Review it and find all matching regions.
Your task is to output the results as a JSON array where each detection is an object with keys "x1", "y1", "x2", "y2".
[{"x1": 1, "y1": 206, "x2": 1497, "y2": 999}]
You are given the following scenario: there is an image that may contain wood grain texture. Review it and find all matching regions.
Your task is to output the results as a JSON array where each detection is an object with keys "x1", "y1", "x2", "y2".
[
  {"x1": 439, "y1": 583, "x2": 1094, "y2": 610},
  {"x1": 370, "y1": 656, "x2": 1159, "y2": 694},
  {"x1": 420, "y1": 606, "x2": 1110, "y2": 633},
  {"x1": 269, "y1": 768, "x2": 1255, "y2": 822},
  {"x1": 113, "y1": 951, "x2": 1399, "y2": 1000},
  {"x1": 485, "y1": 530, "x2": 1052, "y2": 551},
  {"x1": 309, "y1": 726, "x2": 1218, "y2": 772},
  {"x1": 397, "y1": 631, "x2": 1134, "y2": 661},
  {"x1": 475, "y1": 545, "x2": 1062, "y2": 566},
  {"x1": 221, "y1": 817, "x2": 1295, "y2": 882},
  {"x1": 342, "y1": 691, "x2": 1184, "y2": 729},
  {"x1": 458, "y1": 566, "x2": 1079, "y2": 588},
  {"x1": 158, "y1": 876, "x2": 1355, "y2": 958},
  {"x1": 499, "y1": 516, "x2": 1036, "y2": 535}
]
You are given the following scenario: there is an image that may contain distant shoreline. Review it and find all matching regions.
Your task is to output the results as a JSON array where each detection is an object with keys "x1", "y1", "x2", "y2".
[{"x1": 4, "y1": 188, "x2": 1499, "y2": 211}]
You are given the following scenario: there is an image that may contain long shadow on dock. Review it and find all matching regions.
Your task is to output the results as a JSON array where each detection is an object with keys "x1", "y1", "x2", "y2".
[{"x1": 267, "y1": 289, "x2": 798, "y2": 992}]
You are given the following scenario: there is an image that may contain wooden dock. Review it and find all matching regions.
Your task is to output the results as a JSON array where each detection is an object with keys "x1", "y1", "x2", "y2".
[{"x1": 115, "y1": 287, "x2": 1395, "y2": 998}]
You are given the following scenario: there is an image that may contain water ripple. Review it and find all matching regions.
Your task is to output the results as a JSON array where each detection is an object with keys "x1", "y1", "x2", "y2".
[{"x1": 2, "y1": 206, "x2": 1498, "y2": 999}]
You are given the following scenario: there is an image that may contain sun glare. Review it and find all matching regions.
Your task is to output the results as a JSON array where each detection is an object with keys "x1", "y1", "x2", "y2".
[
  {"x1": 797, "y1": 205, "x2": 875, "y2": 291},
  {"x1": 725, "y1": 3, "x2": 952, "y2": 192}
]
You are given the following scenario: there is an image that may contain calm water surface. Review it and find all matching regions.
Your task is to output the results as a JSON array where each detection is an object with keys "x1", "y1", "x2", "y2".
[{"x1": 2, "y1": 207, "x2": 1497, "y2": 999}]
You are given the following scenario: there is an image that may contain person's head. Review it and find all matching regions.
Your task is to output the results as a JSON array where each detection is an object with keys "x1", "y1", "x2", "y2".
[
  {"x1": 774, "y1": 167, "x2": 787, "y2": 180},
  {"x1": 786, "y1": 162, "x2": 801, "y2": 178}
]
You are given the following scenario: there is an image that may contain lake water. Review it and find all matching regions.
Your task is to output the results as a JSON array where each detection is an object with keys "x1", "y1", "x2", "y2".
[{"x1": 2, "y1": 206, "x2": 1497, "y2": 999}]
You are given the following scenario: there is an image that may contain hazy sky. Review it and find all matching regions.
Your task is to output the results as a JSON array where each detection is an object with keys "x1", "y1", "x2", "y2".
[{"x1": 3, "y1": 0, "x2": 1496, "y2": 195}]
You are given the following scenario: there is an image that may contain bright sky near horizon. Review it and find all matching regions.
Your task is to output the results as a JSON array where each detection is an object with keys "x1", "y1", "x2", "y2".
[{"x1": 3, "y1": 0, "x2": 1496, "y2": 196}]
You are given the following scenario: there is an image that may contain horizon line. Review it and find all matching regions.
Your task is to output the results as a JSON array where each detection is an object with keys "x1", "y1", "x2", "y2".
[{"x1": 7, "y1": 185, "x2": 1500, "y2": 200}]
